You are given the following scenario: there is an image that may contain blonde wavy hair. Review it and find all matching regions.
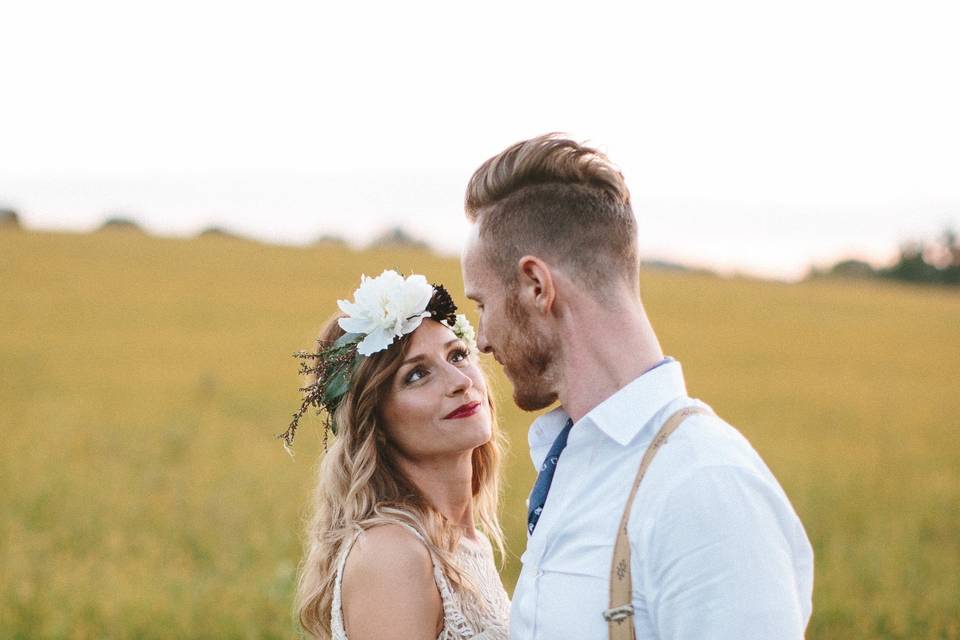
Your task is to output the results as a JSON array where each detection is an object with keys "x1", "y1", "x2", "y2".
[{"x1": 295, "y1": 314, "x2": 505, "y2": 639}]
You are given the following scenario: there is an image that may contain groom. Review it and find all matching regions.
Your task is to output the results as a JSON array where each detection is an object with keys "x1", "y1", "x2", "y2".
[{"x1": 460, "y1": 134, "x2": 814, "y2": 639}]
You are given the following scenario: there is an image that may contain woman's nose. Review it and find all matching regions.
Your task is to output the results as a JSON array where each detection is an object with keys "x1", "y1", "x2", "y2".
[{"x1": 444, "y1": 364, "x2": 473, "y2": 395}]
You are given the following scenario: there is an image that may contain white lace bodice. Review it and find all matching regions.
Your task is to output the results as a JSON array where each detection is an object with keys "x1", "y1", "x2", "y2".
[{"x1": 330, "y1": 525, "x2": 510, "y2": 640}]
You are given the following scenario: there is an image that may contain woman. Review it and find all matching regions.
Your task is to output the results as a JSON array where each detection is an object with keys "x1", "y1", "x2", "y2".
[{"x1": 279, "y1": 270, "x2": 510, "y2": 640}]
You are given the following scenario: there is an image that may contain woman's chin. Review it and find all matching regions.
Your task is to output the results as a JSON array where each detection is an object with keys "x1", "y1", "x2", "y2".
[{"x1": 449, "y1": 415, "x2": 492, "y2": 450}]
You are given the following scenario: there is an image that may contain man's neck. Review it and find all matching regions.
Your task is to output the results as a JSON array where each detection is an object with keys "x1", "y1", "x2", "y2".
[{"x1": 555, "y1": 300, "x2": 664, "y2": 423}]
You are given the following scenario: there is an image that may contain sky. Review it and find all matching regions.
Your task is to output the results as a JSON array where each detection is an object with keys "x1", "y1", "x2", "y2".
[{"x1": 2, "y1": 0, "x2": 958, "y2": 280}]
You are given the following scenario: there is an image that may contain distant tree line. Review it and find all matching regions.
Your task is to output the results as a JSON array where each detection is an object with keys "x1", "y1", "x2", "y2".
[
  {"x1": 811, "y1": 227, "x2": 960, "y2": 286},
  {"x1": 0, "y1": 208, "x2": 20, "y2": 228},
  {"x1": 0, "y1": 206, "x2": 440, "y2": 252}
]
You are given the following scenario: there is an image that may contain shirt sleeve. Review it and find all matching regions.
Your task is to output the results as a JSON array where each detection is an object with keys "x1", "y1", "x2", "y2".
[{"x1": 643, "y1": 464, "x2": 809, "y2": 640}]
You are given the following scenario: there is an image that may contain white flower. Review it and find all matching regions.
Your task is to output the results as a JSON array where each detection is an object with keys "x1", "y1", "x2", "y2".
[
  {"x1": 337, "y1": 270, "x2": 434, "y2": 356},
  {"x1": 448, "y1": 313, "x2": 476, "y2": 348}
]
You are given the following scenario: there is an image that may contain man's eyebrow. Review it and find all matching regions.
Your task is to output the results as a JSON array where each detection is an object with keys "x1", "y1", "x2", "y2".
[{"x1": 399, "y1": 339, "x2": 463, "y2": 366}]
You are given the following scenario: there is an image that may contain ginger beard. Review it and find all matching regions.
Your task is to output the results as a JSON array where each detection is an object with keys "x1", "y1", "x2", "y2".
[{"x1": 501, "y1": 294, "x2": 561, "y2": 412}]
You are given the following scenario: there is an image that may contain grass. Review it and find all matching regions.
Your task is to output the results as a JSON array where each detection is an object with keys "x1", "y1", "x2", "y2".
[{"x1": 1, "y1": 229, "x2": 958, "y2": 639}]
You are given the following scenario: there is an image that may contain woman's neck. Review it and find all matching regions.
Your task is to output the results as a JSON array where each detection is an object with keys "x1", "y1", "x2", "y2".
[{"x1": 395, "y1": 450, "x2": 477, "y2": 537}]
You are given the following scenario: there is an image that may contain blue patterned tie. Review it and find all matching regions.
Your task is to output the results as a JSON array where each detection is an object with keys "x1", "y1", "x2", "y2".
[{"x1": 527, "y1": 418, "x2": 574, "y2": 535}]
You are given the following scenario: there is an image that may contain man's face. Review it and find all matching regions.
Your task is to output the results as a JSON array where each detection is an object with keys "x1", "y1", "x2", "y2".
[{"x1": 461, "y1": 229, "x2": 559, "y2": 411}]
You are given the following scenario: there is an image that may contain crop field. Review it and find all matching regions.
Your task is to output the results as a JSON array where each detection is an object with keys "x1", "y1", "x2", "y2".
[{"x1": 2, "y1": 229, "x2": 958, "y2": 639}]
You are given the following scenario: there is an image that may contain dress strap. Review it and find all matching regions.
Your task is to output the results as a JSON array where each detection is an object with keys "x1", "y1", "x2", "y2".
[
  {"x1": 393, "y1": 523, "x2": 476, "y2": 637},
  {"x1": 330, "y1": 529, "x2": 363, "y2": 638}
]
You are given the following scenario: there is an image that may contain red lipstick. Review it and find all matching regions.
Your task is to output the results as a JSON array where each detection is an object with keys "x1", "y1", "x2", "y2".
[{"x1": 444, "y1": 401, "x2": 481, "y2": 420}]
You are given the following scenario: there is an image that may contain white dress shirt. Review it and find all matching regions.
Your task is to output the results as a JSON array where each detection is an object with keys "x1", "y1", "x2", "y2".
[{"x1": 510, "y1": 360, "x2": 814, "y2": 640}]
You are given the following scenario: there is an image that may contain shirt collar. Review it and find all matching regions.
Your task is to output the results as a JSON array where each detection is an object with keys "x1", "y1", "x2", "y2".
[
  {"x1": 528, "y1": 406, "x2": 571, "y2": 454},
  {"x1": 527, "y1": 358, "x2": 688, "y2": 452}
]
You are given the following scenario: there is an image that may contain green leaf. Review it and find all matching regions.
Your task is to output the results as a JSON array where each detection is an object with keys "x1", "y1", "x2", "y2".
[
  {"x1": 322, "y1": 368, "x2": 350, "y2": 404},
  {"x1": 334, "y1": 332, "x2": 363, "y2": 348}
]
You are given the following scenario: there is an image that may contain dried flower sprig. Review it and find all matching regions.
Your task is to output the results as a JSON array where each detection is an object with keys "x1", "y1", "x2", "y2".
[
  {"x1": 277, "y1": 331, "x2": 362, "y2": 455},
  {"x1": 277, "y1": 272, "x2": 475, "y2": 455}
]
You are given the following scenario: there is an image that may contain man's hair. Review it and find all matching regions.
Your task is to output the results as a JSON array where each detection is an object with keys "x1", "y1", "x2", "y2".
[{"x1": 465, "y1": 133, "x2": 638, "y2": 294}]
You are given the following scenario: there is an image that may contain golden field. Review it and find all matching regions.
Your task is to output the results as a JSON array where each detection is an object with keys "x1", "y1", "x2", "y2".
[{"x1": 1, "y1": 229, "x2": 958, "y2": 639}]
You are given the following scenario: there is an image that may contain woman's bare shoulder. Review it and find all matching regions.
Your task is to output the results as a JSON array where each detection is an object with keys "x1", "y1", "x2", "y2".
[
  {"x1": 341, "y1": 524, "x2": 442, "y2": 639},
  {"x1": 345, "y1": 524, "x2": 434, "y2": 579}
]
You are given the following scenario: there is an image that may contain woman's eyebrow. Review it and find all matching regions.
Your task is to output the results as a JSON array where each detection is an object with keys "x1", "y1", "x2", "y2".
[{"x1": 399, "y1": 339, "x2": 462, "y2": 366}]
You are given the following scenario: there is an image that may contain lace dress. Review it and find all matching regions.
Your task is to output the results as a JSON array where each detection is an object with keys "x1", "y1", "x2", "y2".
[{"x1": 330, "y1": 525, "x2": 510, "y2": 639}]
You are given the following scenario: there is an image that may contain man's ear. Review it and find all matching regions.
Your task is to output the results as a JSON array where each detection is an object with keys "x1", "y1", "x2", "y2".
[{"x1": 516, "y1": 255, "x2": 555, "y2": 316}]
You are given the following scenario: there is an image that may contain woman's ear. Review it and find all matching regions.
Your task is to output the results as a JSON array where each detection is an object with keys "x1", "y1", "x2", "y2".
[{"x1": 516, "y1": 255, "x2": 555, "y2": 316}]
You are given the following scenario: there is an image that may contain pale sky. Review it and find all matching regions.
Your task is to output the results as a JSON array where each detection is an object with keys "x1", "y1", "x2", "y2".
[{"x1": 2, "y1": 0, "x2": 958, "y2": 280}]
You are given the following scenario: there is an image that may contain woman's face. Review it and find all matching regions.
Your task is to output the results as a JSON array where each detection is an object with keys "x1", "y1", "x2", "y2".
[{"x1": 379, "y1": 319, "x2": 491, "y2": 460}]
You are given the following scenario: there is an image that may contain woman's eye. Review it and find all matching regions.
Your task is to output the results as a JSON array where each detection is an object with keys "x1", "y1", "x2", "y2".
[
  {"x1": 404, "y1": 367, "x2": 426, "y2": 384},
  {"x1": 450, "y1": 347, "x2": 470, "y2": 363}
]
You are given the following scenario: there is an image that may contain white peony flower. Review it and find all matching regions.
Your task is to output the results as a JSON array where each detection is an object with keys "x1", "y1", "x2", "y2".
[
  {"x1": 336, "y1": 270, "x2": 434, "y2": 356},
  {"x1": 449, "y1": 313, "x2": 476, "y2": 348}
]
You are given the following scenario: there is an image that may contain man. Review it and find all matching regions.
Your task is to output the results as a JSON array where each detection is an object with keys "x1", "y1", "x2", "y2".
[{"x1": 460, "y1": 134, "x2": 814, "y2": 639}]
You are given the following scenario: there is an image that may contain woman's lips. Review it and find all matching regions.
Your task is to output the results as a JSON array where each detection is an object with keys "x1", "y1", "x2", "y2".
[{"x1": 444, "y1": 401, "x2": 481, "y2": 420}]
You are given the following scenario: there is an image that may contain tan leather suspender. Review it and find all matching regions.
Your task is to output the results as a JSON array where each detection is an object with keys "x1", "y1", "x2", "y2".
[{"x1": 604, "y1": 406, "x2": 710, "y2": 640}]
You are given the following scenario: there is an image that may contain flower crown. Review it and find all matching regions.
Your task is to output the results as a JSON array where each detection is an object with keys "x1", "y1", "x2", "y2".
[{"x1": 278, "y1": 270, "x2": 476, "y2": 451}]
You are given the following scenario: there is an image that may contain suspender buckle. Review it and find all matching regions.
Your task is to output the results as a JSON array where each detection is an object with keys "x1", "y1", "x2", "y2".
[{"x1": 602, "y1": 604, "x2": 634, "y2": 623}]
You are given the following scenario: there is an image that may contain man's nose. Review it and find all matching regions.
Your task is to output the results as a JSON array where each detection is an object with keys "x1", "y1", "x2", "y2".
[{"x1": 476, "y1": 321, "x2": 492, "y2": 354}]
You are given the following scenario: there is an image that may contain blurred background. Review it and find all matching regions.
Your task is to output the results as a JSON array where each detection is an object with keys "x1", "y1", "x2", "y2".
[{"x1": 1, "y1": 1, "x2": 958, "y2": 638}]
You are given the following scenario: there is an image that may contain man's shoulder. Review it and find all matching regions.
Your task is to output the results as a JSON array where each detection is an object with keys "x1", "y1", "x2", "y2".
[
  {"x1": 627, "y1": 399, "x2": 798, "y2": 528},
  {"x1": 645, "y1": 398, "x2": 765, "y2": 471}
]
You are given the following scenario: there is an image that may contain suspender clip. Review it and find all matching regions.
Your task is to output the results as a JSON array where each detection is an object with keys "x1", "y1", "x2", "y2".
[{"x1": 602, "y1": 604, "x2": 634, "y2": 623}]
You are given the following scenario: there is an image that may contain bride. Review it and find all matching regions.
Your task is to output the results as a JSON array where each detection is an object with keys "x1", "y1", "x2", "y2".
[{"x1": 280, "y1": 270, "x2": 510, "y2": 639}]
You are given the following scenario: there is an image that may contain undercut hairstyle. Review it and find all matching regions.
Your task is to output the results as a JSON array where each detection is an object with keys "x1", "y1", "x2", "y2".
[{"x1": 465, "y1": 133, "x2": 639, "y2": 295}]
